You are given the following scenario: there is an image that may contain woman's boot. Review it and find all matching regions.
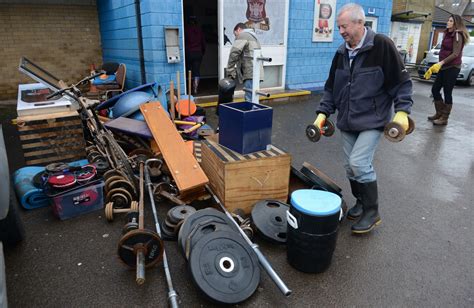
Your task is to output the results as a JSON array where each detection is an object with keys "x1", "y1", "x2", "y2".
[
  {"x1": 347, "y1": 180, "x2": 363, "y2": 220},
  {"x1": 352, "y1": 181, "x2": 382, "y2": 234},
  {"x1": 428, "y1": 99, "x2": 444, "y2": 121},
  {"x1": 433, "y1": 104, "x2": 452, "y2": 125}
]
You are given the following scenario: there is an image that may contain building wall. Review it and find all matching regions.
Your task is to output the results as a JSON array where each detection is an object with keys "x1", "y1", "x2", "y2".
[
  {"x1": 285, "y1": 0, "x2": 393, "y2": 90},
  {"x1": 0, "y1": 2, "x2": 102, "y2": 100},
  {"x1": 392, "y1": 0, "x2": 435, "y2": 63},
  {"x1": 97, "y1": 0, "x2": 185, "y2": 91}
]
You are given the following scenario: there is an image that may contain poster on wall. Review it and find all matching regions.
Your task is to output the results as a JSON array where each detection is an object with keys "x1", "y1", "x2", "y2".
[
  {"x1": 223, "y1": 0, "x2": 286, "y2": 46},
  {"x1": 312, "y1": 0, "x2": 336, "y2": 42}
]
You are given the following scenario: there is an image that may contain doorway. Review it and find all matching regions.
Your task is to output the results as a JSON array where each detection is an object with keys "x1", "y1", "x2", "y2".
[{"x1": 183, "y1": 0, "x2": 218, "y2": 97}]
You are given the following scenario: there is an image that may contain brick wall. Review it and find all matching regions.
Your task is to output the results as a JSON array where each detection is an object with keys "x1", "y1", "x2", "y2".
[
  {"x1": 286, "y1": 0, "x2": 393, "y2": 90},
  {"x1": 0, "y1": 3, "x2": 102, "y2": 100}
]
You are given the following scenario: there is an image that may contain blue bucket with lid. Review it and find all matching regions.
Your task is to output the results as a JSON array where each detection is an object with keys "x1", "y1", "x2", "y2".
[{"x1": 287, "y1": 189, "x2": 342, "y2": 273}]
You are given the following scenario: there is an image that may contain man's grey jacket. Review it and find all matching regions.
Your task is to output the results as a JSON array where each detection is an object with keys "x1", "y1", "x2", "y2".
[{"x1": 226, "y1": 29, "x2": 264, "y2": 83}]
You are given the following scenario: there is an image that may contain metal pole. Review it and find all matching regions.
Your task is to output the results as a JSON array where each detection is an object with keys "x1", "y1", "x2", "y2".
[
  {"x1": 205, "y1": 185, "x2": 292, "y2": 297},
  {"x1": 145, "y1": 159, "x2": 179, "y2": 308}
]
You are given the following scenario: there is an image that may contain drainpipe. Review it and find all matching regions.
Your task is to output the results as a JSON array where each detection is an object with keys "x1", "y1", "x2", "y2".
[{"x1": 135, "y1": 0, "x2": 146, "y2": 84}]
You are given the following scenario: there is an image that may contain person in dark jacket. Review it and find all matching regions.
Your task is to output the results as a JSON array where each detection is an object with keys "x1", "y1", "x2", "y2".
[
  {"x1": 425, "y1": 14, "x2": 470, "y2": 125},
  {"x1": 313, "y1": 3, "x2": 414, "y2": 234},
  {"x1": 185, "y1": 16, "x2": 206, "y2": 94}
]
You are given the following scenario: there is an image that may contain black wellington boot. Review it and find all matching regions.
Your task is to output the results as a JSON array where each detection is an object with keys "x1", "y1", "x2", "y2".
[
  {"x1": 347, "y1": 180, "x2": 363, "y2": 220},
  {"x1": 351, "y1": 181, "x2": 382, "y2": 234}
]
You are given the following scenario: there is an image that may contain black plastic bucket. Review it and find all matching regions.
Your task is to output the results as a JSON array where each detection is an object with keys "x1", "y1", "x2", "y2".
[{"x1": 287, "y1": 189, "x2": 342, "y2": 273}]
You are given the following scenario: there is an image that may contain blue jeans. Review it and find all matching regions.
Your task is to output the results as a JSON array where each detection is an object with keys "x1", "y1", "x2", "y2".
[
  {"x1": 244, "y1": 79, "x2": 253, "y2": 102},
  {"x1": 340, "y1": 130, "x2": 383, "y2": 183}
]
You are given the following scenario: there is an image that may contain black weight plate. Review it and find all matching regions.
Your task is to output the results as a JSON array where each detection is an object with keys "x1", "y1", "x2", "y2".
[
  {"x1": 178, "y1": 208, "x2": 238, "y2": 259},
  {"x1": 323, "y1": 119, "x2": 335, "y2": 137},
  {"x1": 305, "y1": 124, "x2": 321, "y2": 142},
  {"x1": 189, "y1": 230, "x2": 260, "y2": 304},
  {"x1": 167, "y1": 205, "x2": 196, "y2": 225},
  {"x1": 301, "y1": 162, "x2": 342, "y2": 195},
  {"x1": 184, "y1": 220, "x2": 235, "y2": 260},
  {"x1": 406, "y1": 116, "x2": 415, "y2": 135},
  {"x1": 251, "y1": 200, "x2": 289, "y2": 244},
  {"x1": 161, "y1": 221, "x2": 178, "y2": 238},
  {"x1": 117, "y1": 229, "x2": 163, "y2": 268}
]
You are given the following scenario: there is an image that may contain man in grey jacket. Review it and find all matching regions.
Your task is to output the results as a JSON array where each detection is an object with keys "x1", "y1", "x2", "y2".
[
  {"x1": 313, "y1": 3, "x2": 413, "y2": 234},
  {"x1": 226, "y1": 23, "x2": 263, "y2": 102}
]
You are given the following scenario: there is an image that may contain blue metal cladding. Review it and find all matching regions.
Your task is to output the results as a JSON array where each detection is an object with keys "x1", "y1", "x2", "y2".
[
  {"x1": 97, "y1": 0, "x2": 391, "y2": 92},
  {"x1": 286, "y1": 0, "x2": 393, "y2": 91},
  {"x1": 97, "y1": 0, "x2": 185, "y2": 91}
]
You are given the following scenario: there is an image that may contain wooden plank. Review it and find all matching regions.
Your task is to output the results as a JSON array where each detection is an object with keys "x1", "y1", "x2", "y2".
[
  {"x1": 26, "y1": 153, "x2": 85, "y2": 165},
  {"x1": 19, "y1": 128, "x2": 84, "y2": 141},
  {"x1": 23, "y1": 145, "x2": 85, "y2": 158},
  {"x1": 140, "y1": 102, "x2": 208, "y2": 193},
  {"x1": 17, "y1": 119, "x2": 82, "y2": 132},
  {"x1": 17, "y1": 111, "x2": 80, "y2": 122},
  {"x1": 21, "y1": 137, "x2": 82, "y2": 149}
]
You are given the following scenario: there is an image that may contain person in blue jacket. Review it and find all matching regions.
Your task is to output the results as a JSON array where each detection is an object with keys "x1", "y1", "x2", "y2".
[{"x1": 313, "y1": 3, "x2": 414, "y2": 234}]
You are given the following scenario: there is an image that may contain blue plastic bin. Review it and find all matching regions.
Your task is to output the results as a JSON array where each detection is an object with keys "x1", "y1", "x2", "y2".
[{"x1": 218, "y1": 102, "x2": 273, "y2": 154}]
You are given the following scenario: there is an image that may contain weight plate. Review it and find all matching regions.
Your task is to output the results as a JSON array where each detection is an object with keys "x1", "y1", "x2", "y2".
[
  {"x1": 103, "y1": 169, "x2": 124, "y2": 181},
  {"x1": 75, "y1": 165, "x2": 97, "y2": 183},
  {"x1": 105, "y1": 188, "x2": 133, "y2": 208},
  {"x1": 167, "y1": 205, "x2": 197, "y2": 225},
  {"x1": 189, "y1": 231, "x2": 260, "y2": 304},
  {"x1": 105, "y1": 202, "x2": 114, "y2": 222},
  {"x1": 301, "y1": 162, "x2": 342, "y2": 195},
  {"x1": 45, "y1": 162, "x2": 69, "y2": 173},
  {"x1": 117, "y1": 229, "x2": 163, "y2": 269},
  {"x1": 164, "y1": 217, "x2": 179, "y2": 230},
  {"x1": 178, "y1": 208, "x2": 238, "y2": 259},
  {"x1": 323, "y1": 119, "x2": 335, "y2": 137},
  {"x1": 48, "y1": 174, "x2": 76, "y2": 188},
  {"x1": 406, "y1": 116, "x2": 415, "y2": 135},
  {"x1": 161, "y1": 221, "x2": 178, "y2": 239},
  {"x1": 251, "y1": 200, "x2": 289, "y2": 244},
  {"x1": 384, "y1": 122, "x2": 405, "y2": 142},
  {"x1": 93, "y1": 161, "x2": 110, "y2": 175},
  {"x1": 184, "y1": 219, "x2": 235, "y2": 260},
  {"x1": 107, "y1": 179, "x2": 137, "y2": 199},
  {"x1": 305, "y1": 124, "x2": 321, "y2": 142},
  {"x1": 105, "y1": 175, "x2": 126, "y2": 193}
]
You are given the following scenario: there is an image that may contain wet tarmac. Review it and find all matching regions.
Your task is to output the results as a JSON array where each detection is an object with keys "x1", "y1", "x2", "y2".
[{"x1": 1, "y1": 80, "x2": 473, "y2": 307}]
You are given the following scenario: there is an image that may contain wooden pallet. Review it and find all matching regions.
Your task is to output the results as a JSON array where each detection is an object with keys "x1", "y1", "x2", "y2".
[
  {"x1": 200, "y1": 139, "x2": 291, "y2": 214},
  {"x1": 16, "y1": 111, "x2": 86, "y2": 166}
]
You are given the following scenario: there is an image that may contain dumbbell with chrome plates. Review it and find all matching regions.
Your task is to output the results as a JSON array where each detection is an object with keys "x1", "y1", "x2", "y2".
[{"x1": 306, "y1": 113, "x2": 335, "y2": 142}]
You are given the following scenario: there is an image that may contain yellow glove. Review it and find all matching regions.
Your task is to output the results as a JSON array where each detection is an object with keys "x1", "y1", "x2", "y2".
[
  {"x1": 424, "y1": 63, "x2": 442, "y2": 80},
  {"x1": 424, "y1": 68, "x2": 433, "y2": 80},
  {"x1": 430, "y1": 63, "x2": 442, "y2": 73},
  {"x1": 392, "y1": 111, "x2": 409, "y2": 132},
  {"x1": 313, "y1": 113, "x2": 326, "y2": 129}
]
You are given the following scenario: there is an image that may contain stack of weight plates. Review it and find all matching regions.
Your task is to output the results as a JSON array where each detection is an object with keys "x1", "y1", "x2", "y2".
[
  {"x1": 178, "y1": 208, "x2": 260, "y2": 304},
  {"x1": 251, "y1": 200, "x2": 289, "y2": 245},
  {"x1": 161, "y1": 205, "x2": 196, "y2": 240}
]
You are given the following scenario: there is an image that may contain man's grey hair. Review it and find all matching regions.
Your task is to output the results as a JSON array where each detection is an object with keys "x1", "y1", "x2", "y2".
[{"x1": 337, "y1": 3, "x2": 366, "y2": 24}]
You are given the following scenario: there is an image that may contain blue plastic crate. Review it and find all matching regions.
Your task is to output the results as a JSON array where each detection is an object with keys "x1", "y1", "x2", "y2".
[{"x1": 218, "y1": 102, "x2": 273, "y2": 154}]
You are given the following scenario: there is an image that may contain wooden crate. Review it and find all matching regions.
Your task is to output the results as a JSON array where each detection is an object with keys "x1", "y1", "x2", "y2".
[
  {"x1": 16, "y1": 111, "x2": 87, "y2": 166},
  {"x1": 200, "y1": 139, "x2": 291, "y2": 214}
]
